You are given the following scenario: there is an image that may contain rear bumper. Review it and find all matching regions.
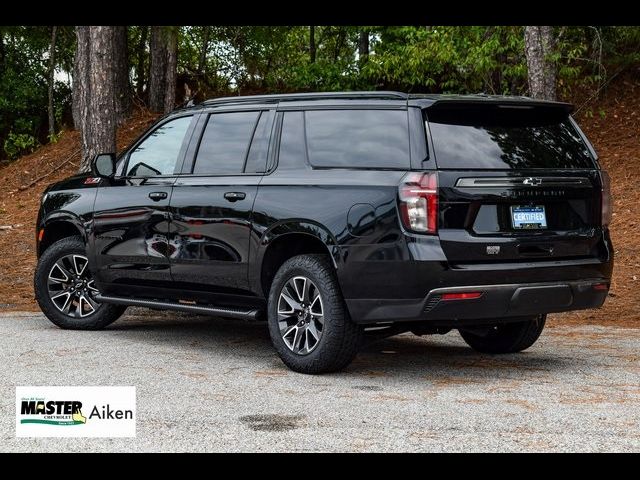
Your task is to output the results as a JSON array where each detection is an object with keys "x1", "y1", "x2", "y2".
[{"x1": 346, "y1": 279, "x2": 609, "y2": 325}]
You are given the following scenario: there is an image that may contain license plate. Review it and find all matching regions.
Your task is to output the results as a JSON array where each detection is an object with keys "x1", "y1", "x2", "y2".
[{"x1": 511, "y1": 205, "x2": 547, "y2": 229}]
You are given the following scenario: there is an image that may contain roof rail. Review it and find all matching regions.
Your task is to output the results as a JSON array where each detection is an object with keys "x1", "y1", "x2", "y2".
[{"x1": 202, "y1": 91, "x2": 408, "y2": 106}]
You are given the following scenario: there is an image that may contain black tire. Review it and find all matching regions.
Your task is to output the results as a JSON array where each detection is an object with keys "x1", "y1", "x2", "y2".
[
  {"x1": 34, "y1": 236, "x2": 127, "y2": 330},
  {"x1": 459, "y1": 315, "x2": 546, "y2": 354},
  {"x1": 267, "y1": 254, "x2": 362, "y2": 374}
]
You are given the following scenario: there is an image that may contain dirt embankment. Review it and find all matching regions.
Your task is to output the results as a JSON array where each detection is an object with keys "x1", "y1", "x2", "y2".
[
  {"x1": 0, "y1": 110, "x2": 158, "y2": 310},
  {"x1": 554, "y1": 73, "x2": 640, "y2": 327},
  {"x1": 0, "y1": 76, "x2": 638, "y2": 326}
]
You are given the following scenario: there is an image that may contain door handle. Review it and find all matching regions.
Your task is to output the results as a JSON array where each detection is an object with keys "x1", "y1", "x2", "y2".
[
  {"x1": 148, "y1": 191, "x2": 168, "y2": 201},
  {"x1": 224, "y1": 192, "x2": 246, "y2": 202}
]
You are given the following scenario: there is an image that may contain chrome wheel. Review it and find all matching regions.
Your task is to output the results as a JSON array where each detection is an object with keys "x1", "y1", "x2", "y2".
[
  {"x1": 47, "y1": 254, "x2": 100, "y2": 318},
  {"x1": 277, "y1": 276, "x2": 324, "y2": 355}
]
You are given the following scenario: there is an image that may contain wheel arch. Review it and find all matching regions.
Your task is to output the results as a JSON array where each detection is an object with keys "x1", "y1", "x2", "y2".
[
  {"x1": 38, "y1": 213, "x2": 87, "y2": 258},
  {"x1": 255, "y1": 221, "x2": 341, "y2": 298}
]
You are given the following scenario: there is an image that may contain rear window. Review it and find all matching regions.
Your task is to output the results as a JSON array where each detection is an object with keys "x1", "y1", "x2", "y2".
[
  {"x1": 305, "y1": 110, "x2": 410, "y2": 169},
  {"x1": 427, "y1": 106, "x2": 595, "y2": 169}
]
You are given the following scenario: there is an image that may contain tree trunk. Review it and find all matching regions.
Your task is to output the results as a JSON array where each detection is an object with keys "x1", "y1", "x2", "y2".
[
  {"x1": 309, "y1": 26, "x2": 316, "y2": 63},
  {"x1": 198, "y1": 26, "x2": 210, "y2": 74},
  {"x1": 73, "y1": 26, "x2": 91, "y2": 159},
  {"x1": 164, "y1": 27, "x2": 178, "y2": 113},
  {"x1": 135, "y1": 26, "x2": 148, "y2": 99},
  {"x1": 47, "y1": 26, "x2": 57, "y2": 138},
  {"x1": 113, "y1": 26, "x2": 131, "y2": 124},
  {"x1": 333, "y1": 27, "x2": 346, "y2": 62},
  {"x1": 0, "y1": 30, "x2": 5, "y2": 73},
  {"x1": 524, "y1": 26, "x2": 557, "y2": 101},
  {"x1": 358, "y1": 29, "x2": 369, "y2": 64},
  {"x1": 78, "y1": 26, "x2": 116, "y2": 172},
  {"x1": 235, "y1": 28, "x2": 247, "y2": 94},
  {"x1": 149, "y1": 26, "x2": 167, "y2": 113}
]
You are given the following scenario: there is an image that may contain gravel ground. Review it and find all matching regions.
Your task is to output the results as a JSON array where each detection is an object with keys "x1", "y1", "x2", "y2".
[{"x1": 1, "y1": 309, "x2": 639, "y2": 452}]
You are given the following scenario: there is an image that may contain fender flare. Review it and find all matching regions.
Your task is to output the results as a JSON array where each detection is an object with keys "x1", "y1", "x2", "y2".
[
  {"x1": 260, "y1": 219, "x2": 340, "y2": 262},
  {"x1": 41, "y1": 211, "x2": 89, "y2": 242},
  {"x1": 249, "y1": 219, "x2": 342, "y2": 295}
]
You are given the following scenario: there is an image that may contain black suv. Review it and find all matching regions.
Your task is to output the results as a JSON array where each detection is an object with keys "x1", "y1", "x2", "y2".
[{"x1": 34, "y1": 91, "x2": 613, "y2": 373}]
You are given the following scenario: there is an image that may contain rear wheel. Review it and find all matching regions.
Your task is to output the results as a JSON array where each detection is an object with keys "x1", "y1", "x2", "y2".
[
  {"x1": 267, "y1": 254, "x2": 362, "y2": 374},
  {"x1": 459, "y1": 315, "x2": 546, "y2": 354},
  {"x1": 34, "y1": 236, "x2": 127, "y2": 330}
]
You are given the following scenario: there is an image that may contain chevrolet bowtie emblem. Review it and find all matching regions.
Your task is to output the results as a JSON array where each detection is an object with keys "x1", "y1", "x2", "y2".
[{"x1": 523, "y1": 177, "x2": 543, "y2": 186}]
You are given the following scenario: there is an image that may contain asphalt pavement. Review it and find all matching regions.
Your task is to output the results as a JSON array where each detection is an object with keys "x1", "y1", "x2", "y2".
[{"x1": 1, "y1": 309, "x2": 638, "y2": 452}]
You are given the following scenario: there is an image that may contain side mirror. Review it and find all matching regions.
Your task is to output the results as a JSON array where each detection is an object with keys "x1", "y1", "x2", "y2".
[{"x1": 91, "y1": 153, "x2": 116, "y2": 177}]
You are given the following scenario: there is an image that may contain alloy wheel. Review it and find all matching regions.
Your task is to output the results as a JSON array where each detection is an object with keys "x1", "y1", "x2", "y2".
[
  {"x1": 47, "y1": 254, "x2": 101, "y2": 318},
  {"x1": 277, "y1": 276, "x2": 324, "y2": 355}
]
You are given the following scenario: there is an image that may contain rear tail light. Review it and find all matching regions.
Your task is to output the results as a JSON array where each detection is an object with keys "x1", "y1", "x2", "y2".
[
  {"x1": 601, "y1": 170, "x2": 612, "y2": 228},
  {"x1": 398, "y1": 172, "x2": 438, "y2": 234}
]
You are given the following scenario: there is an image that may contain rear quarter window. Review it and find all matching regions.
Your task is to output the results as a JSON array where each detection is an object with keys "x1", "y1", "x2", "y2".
[
  {"x1": 304, "y1": 109, "x2": 410, "y2": 169},
  {"x1": 427, "y1": 106, "x2": 595, "y2": 169}
]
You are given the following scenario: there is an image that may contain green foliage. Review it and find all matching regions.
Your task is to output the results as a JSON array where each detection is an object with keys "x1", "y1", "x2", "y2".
[
  {"x1": 0, "y1": 26, "x2": 74, "y2": 161},
  {"x1": 363, "y1": 26, "x2": 528, "y2": 94},
  {"x1": 1, "y1": 25, "x2": 640, "y2": 163},
  {"x1": 48, "y1": 130, "x2": 63, "y2": 144},
  {"x1": 175, "y1": 26, "x2": 365, "y2": 96},
  {"x1": 4, "y1": 132, "x2": 38, "y2": 159},
  {"x1": 600, "y1": 26, "x2": 640, "y2": 67}
]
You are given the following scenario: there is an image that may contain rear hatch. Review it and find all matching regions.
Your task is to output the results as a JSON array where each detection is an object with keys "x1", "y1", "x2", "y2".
[{"x1": 425, "y1": 102, "x2": 605, "y2": 264}]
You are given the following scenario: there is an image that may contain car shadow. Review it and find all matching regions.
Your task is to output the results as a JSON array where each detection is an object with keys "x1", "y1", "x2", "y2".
[
  {"x1": 100, "y1": 309, "x2": 577, "y2": 383},
  {"x1": 353, "y1": 334, "x2": 573, "y2": 375}
]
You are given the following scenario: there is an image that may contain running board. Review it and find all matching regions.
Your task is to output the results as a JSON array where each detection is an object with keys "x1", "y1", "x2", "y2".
[{"x1": 94, "y1": 295, "x2": 260, "y2": 320}]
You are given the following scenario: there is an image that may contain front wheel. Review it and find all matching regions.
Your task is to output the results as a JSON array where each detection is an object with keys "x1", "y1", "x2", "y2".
[
  {"x1": 459, "y1": 315, "x2": 546, "y2": 354},
  {"x1": 34, "y1": 236, "x2": 127, "y2": 330},
  {"x1": 267, "y1": 255, "x2": 362, "y2": 374}
]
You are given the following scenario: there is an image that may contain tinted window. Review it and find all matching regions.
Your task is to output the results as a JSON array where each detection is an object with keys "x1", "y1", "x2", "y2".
[
  {"x1": 245, "y1": 111, "x2": 273, "y2": 173},
  {"x1": 127, "y1": 116, "x2": 192, "y2": 176},
  {"x1": 305, "y1": 110, "x2": 410, "y2": 169},
  {"x1": 193, "y1": 111, "x2": 260, "y2": 174},
  {"x1": 277, "y1": 112, "x2": 306, "y2": 170},
  {"x1": 427, "y1": 107, "x2": 595, "y2": 169}
]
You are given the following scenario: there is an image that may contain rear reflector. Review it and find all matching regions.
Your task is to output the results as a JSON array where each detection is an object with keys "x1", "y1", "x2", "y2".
[
  {"x1": 441, "y1": 292, "x2": 483, "y2": 301},
  {"x1": 592, "y1": 283, "x2": 609, "y2": 291},
  {"x1": 38, "y1": 228, "x2": 45, "y2": 242}
]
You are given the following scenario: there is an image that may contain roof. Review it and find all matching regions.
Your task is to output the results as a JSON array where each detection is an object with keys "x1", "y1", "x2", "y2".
[
  {"x1": 202, "y1": 91, "x2": 408, "y2": 106},
  {"x1": 409, "y1": 93, "x2": 574, "y2": 112},
  {"x1": 198, "y1": 91, "x2": 574, "y2": 112}
]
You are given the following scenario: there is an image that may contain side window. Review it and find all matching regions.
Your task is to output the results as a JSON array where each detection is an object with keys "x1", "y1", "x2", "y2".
[
  {"x1": 193, "y1": 111, "x2": 260, "y2": 174},
  {"x1": 305, "y1": 110, "x2": 410, "y2": 169},
  {"x1": 277, "y1": 111, "x2": 306, "y2": 170},
  {"x1": 126, "y1": 116, "x2": 192, "y2": 177},
  {"x1": 244, "y1": 111, "x2": 273, "y2": 173}
]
